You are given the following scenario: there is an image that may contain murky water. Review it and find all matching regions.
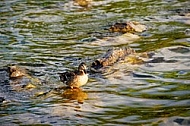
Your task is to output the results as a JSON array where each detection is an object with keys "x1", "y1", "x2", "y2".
[{"x1": 0, "y1": 0, "x2": 190, "y2": 125}]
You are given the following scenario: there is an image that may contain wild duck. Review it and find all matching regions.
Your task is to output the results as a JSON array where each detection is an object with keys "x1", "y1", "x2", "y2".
[{"x1": 59, "y1": 62, "x2": 88, "y2": 89}]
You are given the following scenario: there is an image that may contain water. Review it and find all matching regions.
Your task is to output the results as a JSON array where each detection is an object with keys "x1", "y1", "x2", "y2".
[{"x1": 0, "y1": 0, "x2": 190, "y2": 125}]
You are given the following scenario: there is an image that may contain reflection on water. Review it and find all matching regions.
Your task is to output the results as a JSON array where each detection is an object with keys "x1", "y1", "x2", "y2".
[
  {"x1": 0, "y1": 0, "x2": 190, "y2": 125},
  {"x1": 62, "y1": 88, "x2": 88, "y2": 103}
]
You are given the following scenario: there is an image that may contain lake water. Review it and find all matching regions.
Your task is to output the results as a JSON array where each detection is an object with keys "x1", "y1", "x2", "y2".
[{"x1": 0, "y1": 0, "x2": 190, "y2": 125}]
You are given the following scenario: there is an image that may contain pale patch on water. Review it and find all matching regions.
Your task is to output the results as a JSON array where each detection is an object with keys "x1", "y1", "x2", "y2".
[
  {"x1": 141, "y1": 46, "x2": 190, "y2": 72},
  {"x1": 90, "y1": 33, "x2": 140, "y2": 46}
]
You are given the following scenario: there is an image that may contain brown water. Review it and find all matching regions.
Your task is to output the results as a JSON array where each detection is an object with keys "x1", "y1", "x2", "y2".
[{"x1": 0, "y1": 0, "x2": 190, "y2": 125}]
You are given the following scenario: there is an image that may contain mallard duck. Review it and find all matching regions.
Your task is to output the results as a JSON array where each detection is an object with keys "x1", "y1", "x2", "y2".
[{"x1": 59, "y1": 62, "x2": 88, "y2": 88}]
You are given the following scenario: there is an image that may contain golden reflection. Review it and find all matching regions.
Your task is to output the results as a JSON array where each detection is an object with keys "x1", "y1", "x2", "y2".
[
  {"x1": 125, "y1": 56, "x2": 145, "y2": 64},
  {"x1": 33, "y1": 86, "x2": 88, "y2": 104},
  {"x1": 61, "y1": 88, "x2": 88, "y2": 103},
  {"x1": 124, "y1": 52, "x2": 151, "y2": 65}
]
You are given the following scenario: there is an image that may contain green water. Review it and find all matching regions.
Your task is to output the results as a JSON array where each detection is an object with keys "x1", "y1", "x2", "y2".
[{"x1": 0, "y1": 0, "x2": 190, "y2": 125}]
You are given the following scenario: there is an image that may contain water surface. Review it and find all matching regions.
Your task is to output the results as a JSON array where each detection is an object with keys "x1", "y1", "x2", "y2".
[{"x1": 0, "y1": 0, "x2": 190, "y2": 125}]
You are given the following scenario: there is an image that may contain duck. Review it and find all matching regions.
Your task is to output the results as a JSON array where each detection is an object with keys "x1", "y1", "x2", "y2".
[{"x1": 59, "y1": 62, "x2": 88, "y2": 89}]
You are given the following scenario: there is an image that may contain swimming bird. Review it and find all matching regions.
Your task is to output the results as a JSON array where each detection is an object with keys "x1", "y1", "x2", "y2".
[{"x1": 59, "y1": 62, "x2": 88, "y2": 89}]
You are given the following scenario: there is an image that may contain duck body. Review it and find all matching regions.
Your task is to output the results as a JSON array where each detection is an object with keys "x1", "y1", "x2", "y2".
[{"x1": 59, "y1": 63, "x2": 88, "y2": 88}]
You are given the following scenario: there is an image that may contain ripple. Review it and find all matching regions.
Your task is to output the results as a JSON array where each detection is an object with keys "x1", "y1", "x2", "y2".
[
  {"x1": 1, "y1": 0, "x2": 190, "y2": 125},
  {"x1": 23, "y1": 15, "x2": 64, "y2": 23}
]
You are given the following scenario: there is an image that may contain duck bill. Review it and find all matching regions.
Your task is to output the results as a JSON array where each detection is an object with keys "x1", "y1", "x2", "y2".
[{"x1": 83, "y1": 69, "x2": 87, "y2": 74}]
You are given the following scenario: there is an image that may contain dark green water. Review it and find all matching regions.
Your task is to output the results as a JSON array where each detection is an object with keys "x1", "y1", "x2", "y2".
[{"x1": 0, "y1": 0, "x2": 190, "y2": 125}]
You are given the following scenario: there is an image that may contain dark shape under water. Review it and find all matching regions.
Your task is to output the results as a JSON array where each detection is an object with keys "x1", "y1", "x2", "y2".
[
  {"x1": 109, "y1": 21, "x2": 147, "y2": 33},
  {"x1": 91, "y1": 47, "x2": 135, "y2": 72}
]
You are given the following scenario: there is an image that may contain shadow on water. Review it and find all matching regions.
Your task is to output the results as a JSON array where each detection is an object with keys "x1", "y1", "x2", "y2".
[{"x1": 0, "y1": 0, "x2": 190, "y2": 125}]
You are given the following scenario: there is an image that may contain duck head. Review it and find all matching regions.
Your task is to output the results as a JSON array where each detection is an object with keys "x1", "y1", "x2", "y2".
[{"x1": 78, "y1": 62, "x2": 87, "y2": 74}]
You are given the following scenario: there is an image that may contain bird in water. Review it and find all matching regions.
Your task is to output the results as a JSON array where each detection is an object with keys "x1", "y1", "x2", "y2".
[{"x1": 59, "y1": 62, "x2": 88, "y2": 89}]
